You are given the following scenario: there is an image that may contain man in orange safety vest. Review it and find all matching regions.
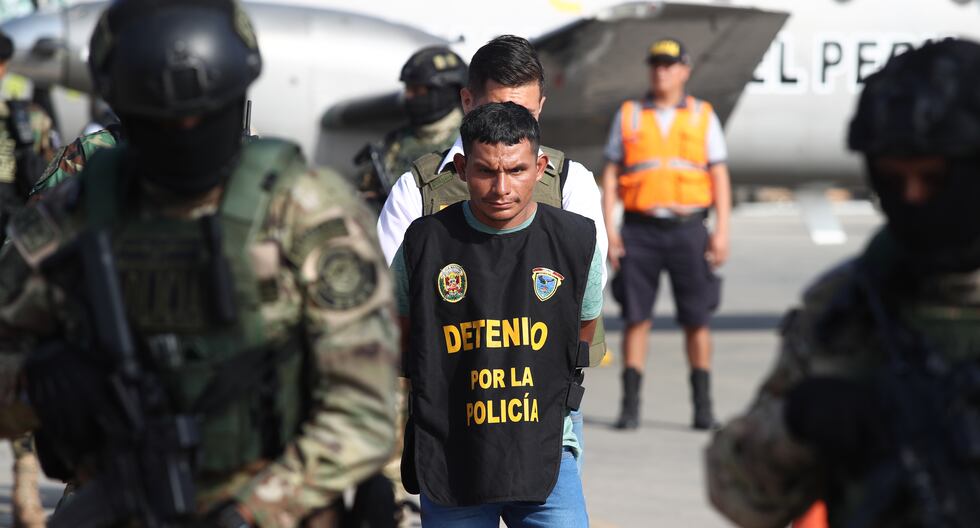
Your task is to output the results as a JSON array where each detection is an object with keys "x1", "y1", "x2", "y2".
[{"x1": 601, "y1": 38, "x2": 732, "y2": 431}]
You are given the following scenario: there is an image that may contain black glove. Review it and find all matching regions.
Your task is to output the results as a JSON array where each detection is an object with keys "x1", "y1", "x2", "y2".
[
  {"x1": 23, "y1": 341, "x2": 108, "y2": 452},
  {"x1": 784, "y1": 377, "x2": 888, "y2": 471}
]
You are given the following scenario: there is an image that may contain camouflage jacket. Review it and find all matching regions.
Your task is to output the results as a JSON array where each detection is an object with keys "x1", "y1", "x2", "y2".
[
  {"x1": 0, "y1": 141, "x2": 399, "y2": 527},
  {"x1": 706, "y1": 229, "x2": 980, "y2": 528},
  {"x1": 30, "y1": 127, "x2": 118, "y2": 197},
  {"x1": 357, "y1": 107, "x2": 461, "y2": 201}
]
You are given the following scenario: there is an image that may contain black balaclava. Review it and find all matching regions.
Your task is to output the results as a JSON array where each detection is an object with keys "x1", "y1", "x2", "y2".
[
  {"x1": 869, "y1": 156, "x2": 980, "y2": 273},
  {"x1": 123, "y1": 100, "x2": 244, "y2": 196},
  {"x1": 405, "y1": 85, "x2": 459, "y2": 127}
]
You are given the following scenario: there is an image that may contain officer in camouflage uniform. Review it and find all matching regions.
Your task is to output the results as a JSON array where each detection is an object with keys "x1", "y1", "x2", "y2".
[
  {"x1": 0, "y1": 1, "x2": 398, "y2": 527},
  {"x1": 0, "y1": 29, "x2": 61, "y2": 528},
  {"x1": 707, "y1": 39, "x2": 980, "y2": 528},
  {"x1": 356, "y1": 46, "x2": 465, "y2": 208}
]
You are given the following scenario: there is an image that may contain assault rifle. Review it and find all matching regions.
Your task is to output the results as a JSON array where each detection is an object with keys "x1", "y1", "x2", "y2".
[
  {"x1": 39, "y1": 230, "x2": 200, "y2": 528},
  {"x1": 354, "y1": 142, "x2": 395, "y2": 198},
  {"x1": 843, "y1": 267, "x2": 980, "y2": 528}
]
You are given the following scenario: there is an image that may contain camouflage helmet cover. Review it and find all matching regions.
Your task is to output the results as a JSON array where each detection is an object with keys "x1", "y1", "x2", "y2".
[{"x1": 848, "y1": 38, "x2": 980, "y2": 158}]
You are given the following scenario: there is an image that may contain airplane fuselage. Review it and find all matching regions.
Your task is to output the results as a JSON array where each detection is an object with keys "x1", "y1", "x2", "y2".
[
  {"x1": 723, "y1": 0, "x2": 980, "y2": 186},
  {"x1": 3, "y1": 0, "x2": 978, "y2": 188}
]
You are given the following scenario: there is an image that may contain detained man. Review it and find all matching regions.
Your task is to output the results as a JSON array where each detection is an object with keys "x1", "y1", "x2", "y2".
[{"x1": 391, "y1": 102, "x2": 602, "y2": 527}]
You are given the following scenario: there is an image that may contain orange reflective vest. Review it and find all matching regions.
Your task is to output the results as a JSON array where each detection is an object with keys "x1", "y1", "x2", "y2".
[{"x1": 617, "y1": 96, "x2": 714, "y2": 211}]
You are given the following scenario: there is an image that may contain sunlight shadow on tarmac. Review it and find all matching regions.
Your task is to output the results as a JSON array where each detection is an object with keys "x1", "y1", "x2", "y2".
[
  {"x1": 582, "y1": 416, "x2": 701, "y2": 434},
  {"x1": 603, "y1": 313, "x2": 784, "y2": 333}
]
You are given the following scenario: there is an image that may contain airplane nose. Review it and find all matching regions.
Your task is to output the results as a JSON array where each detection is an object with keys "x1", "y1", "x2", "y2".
[{"x1": 1, "y1": 9, "x2": 66, "y2": 87}]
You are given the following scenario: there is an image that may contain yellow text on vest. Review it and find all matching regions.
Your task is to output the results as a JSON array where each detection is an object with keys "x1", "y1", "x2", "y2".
[{"x1": 442, "y1": 317, "x2": 549, "y2": 353}]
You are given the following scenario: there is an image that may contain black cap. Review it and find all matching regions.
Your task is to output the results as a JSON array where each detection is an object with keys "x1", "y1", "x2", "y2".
[{"x1": 646, "y1": 38, "x2": 689, "y2": 65}]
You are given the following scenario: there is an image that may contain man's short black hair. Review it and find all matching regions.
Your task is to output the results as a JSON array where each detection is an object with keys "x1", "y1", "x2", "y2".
[
  {"x1": 468, "y1": 35, "x2": 544, "y2": 96},
  {"x1": 459, "y1": 101, "x2": 540, "y2": 157},
  {"x1": 0, "y1": 32, "x2": 13, "y2": 62}
]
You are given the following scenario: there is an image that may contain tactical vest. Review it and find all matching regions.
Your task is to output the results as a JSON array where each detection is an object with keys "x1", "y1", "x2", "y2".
[
  {"x1": 71, "y1": 139, "x2": 309, "y2": 475},
  {"x1": 617, "y1": 96, "x2": 714, "y2": 211},
  {"x1": 410, "y1": 145, "x2": 567, "y2": 215},
  {"x1": 409, "y1": 146, "x2": 606, "y2": 366},
  {"x1": 402, "y1": 203, "x2": 594, "y2": 506}
]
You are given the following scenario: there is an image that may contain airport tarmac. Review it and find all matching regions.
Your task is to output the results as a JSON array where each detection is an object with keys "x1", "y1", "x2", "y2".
[{"x1": 0, "y1": 201, "x2": 883, "y2": 527}]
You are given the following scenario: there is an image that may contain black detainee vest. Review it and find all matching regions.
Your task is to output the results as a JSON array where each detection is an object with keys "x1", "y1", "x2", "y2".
[{"x1": 402, "y1": 202, "x2": 595, "y2": 506}]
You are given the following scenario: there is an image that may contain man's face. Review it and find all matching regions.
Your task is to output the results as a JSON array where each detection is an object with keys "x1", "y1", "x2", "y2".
[
  {"x1": 460, "y1": 81, "x2": 545, "y2": 120},
  {"x1": 649, "y1": 60, "x2": 690, "y2": 96},
  {"x1": 872, "y1": 156, "x2": 947, "y2": 205},
  {"x1": 453, "y1": 139, "x2": 547, "y2": 229}
]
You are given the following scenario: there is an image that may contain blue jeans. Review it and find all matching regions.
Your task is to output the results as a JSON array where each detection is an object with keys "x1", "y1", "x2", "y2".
[
  {"x1": 570, "y1": 408, "x2": 584, "y2": 473},
  {"x1": 420, "y1": 449, "x2": 588, "y2": 528}
]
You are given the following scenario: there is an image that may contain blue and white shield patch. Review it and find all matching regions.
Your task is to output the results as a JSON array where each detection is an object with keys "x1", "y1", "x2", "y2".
[{"x1": 531, "y1": 267, "x2": 565, "y2": 302}]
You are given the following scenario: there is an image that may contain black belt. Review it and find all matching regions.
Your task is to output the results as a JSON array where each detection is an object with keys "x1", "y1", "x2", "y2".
[{"x1": 623, "y1": 210, "x2": 707, "y2": 227}]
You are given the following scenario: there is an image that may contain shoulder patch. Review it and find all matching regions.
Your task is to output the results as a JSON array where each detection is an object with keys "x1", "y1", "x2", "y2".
[
  {"x1": 8, "y1": 204, "x2": 63, "y2": 268},
  {"x1": 314, "y1": 246, "x2": 377, "y2": 310}
]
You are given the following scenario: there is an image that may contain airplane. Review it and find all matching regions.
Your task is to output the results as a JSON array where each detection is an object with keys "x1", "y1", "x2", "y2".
[
  {"x1": 0, "y1": 0, "x2": 785, "y2": 171},
  {"x1": 2, "y1": 0, "x2": 979, "y2": 243}
]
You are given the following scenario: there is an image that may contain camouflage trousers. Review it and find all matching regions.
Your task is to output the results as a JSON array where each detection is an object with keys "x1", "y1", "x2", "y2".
[{"x1": 383, "y1": 379, "x2": 410, "y2": 501}]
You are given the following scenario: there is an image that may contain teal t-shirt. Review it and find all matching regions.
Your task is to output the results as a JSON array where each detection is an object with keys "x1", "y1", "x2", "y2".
[{"x1": 391, "y1": 202, "x2": 603, "y2": 459}]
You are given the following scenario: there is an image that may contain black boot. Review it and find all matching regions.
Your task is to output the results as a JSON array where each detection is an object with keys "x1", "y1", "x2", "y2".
[
  {"x1": 690, "y1": 368, "x2": 719, "y2": 431},
  {"x1": 615, "y1": 368, "x2": 642, "y2": 430}
]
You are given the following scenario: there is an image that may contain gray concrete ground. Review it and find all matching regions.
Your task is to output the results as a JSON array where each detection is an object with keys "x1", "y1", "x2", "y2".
[{"x1": 0, "y1": 203, "x2": 883, "y2": 527}]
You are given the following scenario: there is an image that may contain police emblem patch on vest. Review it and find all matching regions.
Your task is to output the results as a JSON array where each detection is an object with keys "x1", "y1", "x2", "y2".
[
  {"x1": 437, "y1": 263, "x2": 467, "y2": 303},
  {"x1": 531, "y1": 267, "x2": 564, "y2": 301}
]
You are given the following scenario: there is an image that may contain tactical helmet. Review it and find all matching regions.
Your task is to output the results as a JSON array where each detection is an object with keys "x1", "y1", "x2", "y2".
[
  {"x1": 88, "y1": 0, "x2": 262, "y2": 119},
  {"x1": 848, "y1": 38, "x2": 980, "y2": 158},
  {"x1": 399, "y1": 46, "x2": 467, "y2": 88}
]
